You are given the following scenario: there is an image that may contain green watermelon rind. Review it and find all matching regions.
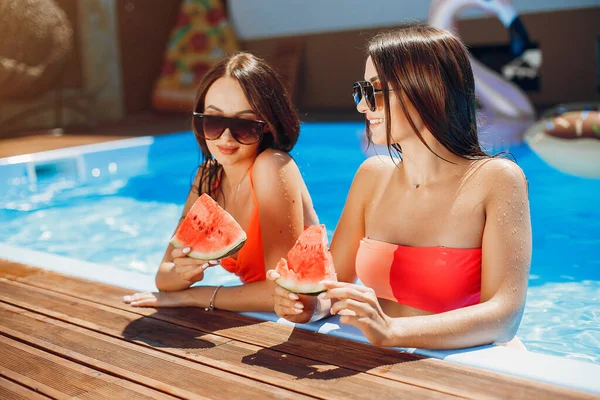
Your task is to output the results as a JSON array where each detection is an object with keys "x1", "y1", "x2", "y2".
[
  {"x1": 274, "y1": 277, "x2": 327, "y2": 296},
  {"x1": 169, "y1": 236, "x2": 246, "y2": 261}
]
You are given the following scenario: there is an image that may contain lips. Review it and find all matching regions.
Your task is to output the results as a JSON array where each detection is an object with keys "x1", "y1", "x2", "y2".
[{"x1": 217, "y1": 145, "x2": 239, "y2": 155}]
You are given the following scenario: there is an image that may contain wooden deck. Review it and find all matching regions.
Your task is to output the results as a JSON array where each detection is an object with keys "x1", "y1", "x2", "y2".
[
  {"x1": 0, "y1": 113, "x2": 189, "y2": 158},
  {"x1": 0, "y1": 261, "x2": 595, "y2": 399}
]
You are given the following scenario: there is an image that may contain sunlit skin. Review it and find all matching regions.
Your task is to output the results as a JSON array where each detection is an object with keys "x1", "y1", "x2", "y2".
[
  {"x1": 124, "y1": 77, "x2": 318, "y2": 312},
  {"x1": 268, "y1": 57, "x2": 532, "y2": 349}
]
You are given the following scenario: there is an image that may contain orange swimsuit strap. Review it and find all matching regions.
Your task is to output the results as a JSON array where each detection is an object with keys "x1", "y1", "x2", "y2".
[{"x1": 219, "y1": 165, "x2": 266, "y2": 283}]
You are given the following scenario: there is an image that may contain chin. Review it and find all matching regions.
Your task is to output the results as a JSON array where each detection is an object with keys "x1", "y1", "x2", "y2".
[{"x1": 368, "y1": 126, "x2": 388, "y2": 145}]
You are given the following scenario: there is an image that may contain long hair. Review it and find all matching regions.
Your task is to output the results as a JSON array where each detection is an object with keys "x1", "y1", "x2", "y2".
[
  {"x1": 192, "y1": 52, "x2": 300, "y2": 197},
  {"x1": 367, "y1": 25, "x2": 489, "y2": 160}
]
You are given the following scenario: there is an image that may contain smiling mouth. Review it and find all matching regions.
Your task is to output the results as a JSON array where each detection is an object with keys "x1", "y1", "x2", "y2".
[
  {"x1": 217, "y1": 146, "x2": 239, "y2": 155},
  {"x1": 369, "y1": 118, "x2": 384, "y2": 126}
]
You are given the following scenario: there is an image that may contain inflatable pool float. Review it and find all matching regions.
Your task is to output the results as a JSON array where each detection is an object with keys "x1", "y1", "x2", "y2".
[{"x1": 524, "y1": 104, "x2": 600, "y2": 178}]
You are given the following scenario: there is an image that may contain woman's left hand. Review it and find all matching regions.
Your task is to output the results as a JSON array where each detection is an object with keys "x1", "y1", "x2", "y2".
[
  {"x1": 320, "y1": 281, "x2": 394, "y2": 347},
  {"x1": 123, "y1": 291, "x2": 186, "y2": 308}
]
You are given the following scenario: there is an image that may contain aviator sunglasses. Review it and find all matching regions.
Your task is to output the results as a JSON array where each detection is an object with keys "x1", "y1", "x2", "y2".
[
  {"x1": 352, "y1": 80, "x2": 393, "y2": 112},
  {"x1": 192, "y1": 112, "x2": 265, "y2": 145}
]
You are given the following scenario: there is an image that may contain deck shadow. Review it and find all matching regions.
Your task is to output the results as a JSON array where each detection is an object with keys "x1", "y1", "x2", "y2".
[
  {"x1": 241, "y1": 327, "x2": 415, "y2": 381},
  {"x1": 121, "y1": 313, "x2": 217, "y2": 350}
]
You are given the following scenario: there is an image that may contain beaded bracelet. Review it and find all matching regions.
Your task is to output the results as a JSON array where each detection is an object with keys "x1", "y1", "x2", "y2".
[{"x1": 205, "y1": 285, "x2": 222, "y2": 311}]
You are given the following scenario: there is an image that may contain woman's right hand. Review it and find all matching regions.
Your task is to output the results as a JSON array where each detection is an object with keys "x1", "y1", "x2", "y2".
[
  {"x1": 267, "y1": 269, "x2": 317, "y2": 324},
  {"x1": 171, "y1": 247, "x2": 219, "y2": 284}
]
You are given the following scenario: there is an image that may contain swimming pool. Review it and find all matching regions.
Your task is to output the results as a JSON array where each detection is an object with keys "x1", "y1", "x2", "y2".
[{"x1": 1, "y1": 122, "x2": 599, "y2": 367}]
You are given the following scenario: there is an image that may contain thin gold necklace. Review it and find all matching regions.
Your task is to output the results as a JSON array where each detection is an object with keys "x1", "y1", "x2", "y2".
[{"x1": 233, "y1": 166, "x2": 251, "y2": 203}]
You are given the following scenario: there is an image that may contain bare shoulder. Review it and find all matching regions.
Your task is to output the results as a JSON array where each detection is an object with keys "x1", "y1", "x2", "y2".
[
  {"x1": 357, "y1": 155, "x2": 398, "y2": 177},
  {"x1": 253, "y1": 148, "x2": 295, "y2": 174},
  {"x1": 472, "y1": 157, "x2": 528, "y2": 202},
  {"x1": 354, "y1": 155, "x2": 398, "y2": 188},
  {"x1": 252, "y1": 149, "x2": 300, "y2": 194}
]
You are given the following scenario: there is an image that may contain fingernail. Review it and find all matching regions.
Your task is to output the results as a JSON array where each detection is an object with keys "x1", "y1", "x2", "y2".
[
  {"x1": 294, "y1": 308, "x2": 303, "y2": 313},
  {"x1": 200, "y1": 263, "x2": 209, "y2": 270},
  {"x1": 294, "y1": 302, "x2": 304, "y2": 309},
  {"x1": 123, "y1": 296, "x2": 131, "y2": 302},
  {"x1": 182, "y1": 247, "x2": 190, "y2": 253},
  {"x1": 317, "y1": 292, "x2": 328, "y2": 300},
  {"x1": 288, "y1": 293, "x2": 299, "y2": 300},
  {"x1": 208, "y1": 260, "x2": 219, "y2": 265},
  {"x1": 164, "y1": 262, "x2": 175, "y2": 268}
]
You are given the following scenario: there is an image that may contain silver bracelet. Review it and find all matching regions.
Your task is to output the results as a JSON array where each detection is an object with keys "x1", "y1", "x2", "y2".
[{"x1": 205, "y1": 285, "x2": 222, "y2": 311}]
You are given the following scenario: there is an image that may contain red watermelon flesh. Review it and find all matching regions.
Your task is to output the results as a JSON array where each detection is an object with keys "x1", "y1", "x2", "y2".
[
  {"x1": 275, "y1": 224, "x2": 337, "y2": 294},
  {"x1": 170, "y1": 193, "x2": 246, "y2": 260}
]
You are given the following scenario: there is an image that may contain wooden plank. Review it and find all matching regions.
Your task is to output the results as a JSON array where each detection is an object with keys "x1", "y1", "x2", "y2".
[
  {"x1": 0, "y1": 376, "x2": 50, "y2": 400},
  {"x1": 0, "y1": 265, "x2": 593, "y2": 400},
  {"x1": 0, "y1": 302, "x2": 310, "y2": 400},
  {"x1": 0, "y1": 335, "x2": 180, "y2": 400},
  {"x1": 0, "y1": 282, "x2": 457, "y2": 400}
]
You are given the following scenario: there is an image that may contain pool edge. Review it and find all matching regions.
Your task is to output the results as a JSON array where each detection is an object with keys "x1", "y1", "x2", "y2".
[{"x1": 1, "y1": 243, "x2": 599, "y2": 395}]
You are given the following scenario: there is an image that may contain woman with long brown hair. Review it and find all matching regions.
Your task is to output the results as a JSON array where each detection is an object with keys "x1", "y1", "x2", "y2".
[
  {"x1": 269, "y1": 25, "x2": 531, "y2": 350},
  {"x1": 125, "y1": 52, "x2": 318, "y2": 311}
]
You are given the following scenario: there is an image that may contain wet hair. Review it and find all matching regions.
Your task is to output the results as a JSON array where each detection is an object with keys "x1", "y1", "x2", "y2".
[
  {"x1": 367, "y1": 25, "x2": 489, "y2": 160},
  {"x1": 191, "y1": 52, "x2": 300, "y2": 197}
]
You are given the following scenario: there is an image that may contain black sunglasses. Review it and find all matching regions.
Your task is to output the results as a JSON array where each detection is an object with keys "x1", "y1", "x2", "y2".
[
  {"x1": 352, "y1": 81, "x2": 393, "y2": 112},
  {"x1": 192, "y1": 113, "x2": 265, "y2": 145}
]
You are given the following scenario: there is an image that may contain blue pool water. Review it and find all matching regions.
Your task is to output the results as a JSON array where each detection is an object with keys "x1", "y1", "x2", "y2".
[{"x1": 1, "y1": 122, "x2": 599, "y2": 364}]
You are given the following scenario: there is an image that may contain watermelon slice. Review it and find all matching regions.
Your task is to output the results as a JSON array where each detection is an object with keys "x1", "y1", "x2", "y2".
[
  {"x1": 275, "y1": 224, "x2": 337, "y2": 295},
  {"x1": 170, "y1": 193, "x2": 246, "y2": 260}
]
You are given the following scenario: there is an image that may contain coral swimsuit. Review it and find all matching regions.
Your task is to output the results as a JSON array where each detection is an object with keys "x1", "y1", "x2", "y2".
[
  {"x1": 356, "y1": 238, "x2": 482, "y2": 313},
  {"x1": 218, "y1": 165, "x2": 266, "y2": 284}
]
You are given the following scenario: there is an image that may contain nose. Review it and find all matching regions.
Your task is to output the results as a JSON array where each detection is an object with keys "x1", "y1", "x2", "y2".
[
  {"x1": 356, "y1": 96, "x2": 368, "y2": 114},
  {"x1": 220, "y1": 128, "x2": 235, "y2": 141}
]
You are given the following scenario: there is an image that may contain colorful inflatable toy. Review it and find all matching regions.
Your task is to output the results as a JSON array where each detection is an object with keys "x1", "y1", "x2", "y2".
[
  {"x1": 524, "y1": 104, "x2": 600, "y2": 178},
  {"x1": 152, "y1": 0, "x2": 239, "y2": 112}
]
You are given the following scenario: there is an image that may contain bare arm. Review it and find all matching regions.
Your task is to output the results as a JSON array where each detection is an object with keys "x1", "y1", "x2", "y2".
[
  {"x1": 174, "y1": 150, "x2": 308, "y2": 312},
  {"x1": 269, "y1": 157, "x2": 382, "y2": 323},
  {"x1": 326, "y1": 159, "x2": 532, "y2": 348},
  {"x1": 155, "y1": 168, "x2": 203, "y2": 291},
  {"x1": 329, "y1": 157, "x2": 380, "y2": 283}
]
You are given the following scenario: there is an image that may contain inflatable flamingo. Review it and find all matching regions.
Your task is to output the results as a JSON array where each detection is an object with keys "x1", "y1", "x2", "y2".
[{"x1": 428, "y1": 0, "x2": 536, "y2": 147}]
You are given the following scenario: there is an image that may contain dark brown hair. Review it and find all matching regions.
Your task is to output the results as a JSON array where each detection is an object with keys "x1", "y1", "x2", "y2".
[
  {"x1": 367, "y1": 25, "x2": 489, "y2": 160},
  {"x1": 192, "y1": 52, "x2": 300, "y2": 197}
]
